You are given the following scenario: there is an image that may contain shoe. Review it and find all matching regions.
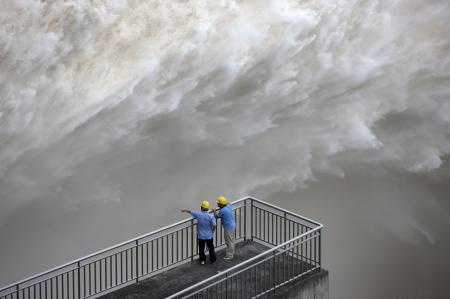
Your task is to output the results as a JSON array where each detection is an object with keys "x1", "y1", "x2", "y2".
[
  {"x1": 200, "y1": 261, "x2": 205, "y2": 265},
  {"x1": 223, "y1": 256, "x2": 233, "y2": 260}
]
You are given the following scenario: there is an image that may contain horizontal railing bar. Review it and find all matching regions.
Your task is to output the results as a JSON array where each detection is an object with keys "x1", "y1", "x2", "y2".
[
  {"x1": 252, "y1": 232, "x2": 319, "y2": 251},
  {"x1": 248, "y1": 196, "x2": 323, "y2": 227},
  {"x1": 166, "y1": 225, "x2": 322, "y2": 299}
]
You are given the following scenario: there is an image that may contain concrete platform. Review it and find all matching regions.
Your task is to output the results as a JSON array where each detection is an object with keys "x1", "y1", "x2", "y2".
[
  {"x1": 99, "y1": 241, "x2": 324, "y2": 299},
  {"x1": 100, "y1": 241, "x2": 267, "y2": 299}
]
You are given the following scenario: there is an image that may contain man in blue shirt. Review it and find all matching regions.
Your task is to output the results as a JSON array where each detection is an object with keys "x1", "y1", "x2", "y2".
[
  {"x1": 213, "y1": 196, "x2": 236, "y2": 259},
  {"x1": 181, "y1": 201, "x2": 217, "y2": 264}
]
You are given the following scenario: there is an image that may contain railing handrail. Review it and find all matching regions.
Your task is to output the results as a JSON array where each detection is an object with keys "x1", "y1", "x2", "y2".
[
  {"x1": 166, "y1": 224, "x2": 323, "y2": 299},
  {"x1": 248, "y1": 196, "x2": 323, "y2": 227}
]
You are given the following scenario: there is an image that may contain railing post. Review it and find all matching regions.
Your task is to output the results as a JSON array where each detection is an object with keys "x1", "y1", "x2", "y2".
[
  {"x1": 319, "y1": 229, "x2": 322, "y2": 269},
  {"x1": 244, "y1": 200, "x2": 247, "y2": 241},
  {"x1": 225, "y1": 272, "x2": 229, "y2": 297},
  {"x1": 284, "y1": 212, "x2": 287, "y2": 243},
  {"x1": 250, "y1": 198, "x2": 254, "y2": 241},
  {"x1": 271, "y1": 250, "x2": 275, "y2": 295},
  {"x1": 77, "y1": 261, "x2": 81, "y2": 299},
  {"x1": 135, "y1": 240, "x2": 139, "y2": 283},
  {"x1": 191, "y1": 219, "x2": 194, "y2": 262}
]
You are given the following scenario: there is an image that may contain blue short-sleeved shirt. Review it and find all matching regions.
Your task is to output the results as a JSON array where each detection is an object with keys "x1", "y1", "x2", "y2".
[
  {"x1": 191, "y1": 210, "x2": 216, "y2": 240},
  {"x1": 217, "y1": 204, "x2": 235, "y2": 230}
]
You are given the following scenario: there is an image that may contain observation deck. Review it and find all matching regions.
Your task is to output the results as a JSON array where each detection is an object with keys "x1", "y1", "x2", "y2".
[{"x1": 0, "y1": 197, "x2": 327, "y2": 299}]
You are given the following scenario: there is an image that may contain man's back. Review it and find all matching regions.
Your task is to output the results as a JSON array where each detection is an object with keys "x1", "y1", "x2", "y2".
[
  {"x1": 191, "y1": 210, "x2": 216, "y2": 239},
  {"x1": 218, "y1": 204, "x2": 235, "y2": 230}
]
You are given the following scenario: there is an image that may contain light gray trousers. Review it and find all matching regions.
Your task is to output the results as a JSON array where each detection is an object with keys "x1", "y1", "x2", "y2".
[{"x1": 223, "y1": 229, "x2": 235, "y2": 257}]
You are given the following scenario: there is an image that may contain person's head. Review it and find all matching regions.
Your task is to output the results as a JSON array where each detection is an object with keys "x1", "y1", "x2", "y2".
[
  {"x1": 201, "y1": 200, "x2": 210, "y2": 211},
  {"x1": 216, "y1": 196, "x2": 228, "y2": 208}
]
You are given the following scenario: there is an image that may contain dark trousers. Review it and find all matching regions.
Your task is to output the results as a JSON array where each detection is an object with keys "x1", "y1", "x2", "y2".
[{"x1": 198, "y1": 239, "x2": 216, "y2": 263}]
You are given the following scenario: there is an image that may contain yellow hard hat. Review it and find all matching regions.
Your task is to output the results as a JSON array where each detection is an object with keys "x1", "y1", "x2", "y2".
[
  {"x1": 217, "y1": 196, "x2": 228, "y2": 205},
  {"x1": 201, "y1": 200, "x2": 210, "y2": 209}
]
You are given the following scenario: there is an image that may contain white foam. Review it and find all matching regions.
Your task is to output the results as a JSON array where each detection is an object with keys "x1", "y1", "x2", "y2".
[{"x1": 0, "y1": 0, "x2": 449, "y2": 223}]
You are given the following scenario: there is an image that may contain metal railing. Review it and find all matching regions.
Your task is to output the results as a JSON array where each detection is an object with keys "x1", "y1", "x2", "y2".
[
  {"x1": 0, "y1": 196, "x2": 322, "y2": 299},
  {"x1": 167, "y1": 197, "x2": 323, "y2": 298}
]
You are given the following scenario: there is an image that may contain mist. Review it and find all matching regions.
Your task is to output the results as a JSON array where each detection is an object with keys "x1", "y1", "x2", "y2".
[{"x1": 1, "y1": 0, "x2": 450, "y2": 298}]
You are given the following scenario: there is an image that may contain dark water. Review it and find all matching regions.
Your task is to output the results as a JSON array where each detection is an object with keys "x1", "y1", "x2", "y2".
[{"x1": 264, "y1": 160, "x2": 450, "y2": 299}]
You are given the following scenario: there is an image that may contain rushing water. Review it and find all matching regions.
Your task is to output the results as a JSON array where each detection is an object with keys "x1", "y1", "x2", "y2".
[{"x1": 1, "y1": 1, "x2": 449, "y2": 298}]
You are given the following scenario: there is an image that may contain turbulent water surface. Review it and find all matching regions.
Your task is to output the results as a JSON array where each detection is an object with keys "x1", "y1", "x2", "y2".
[{"x1": 1, "y1": 1, "x2": 449, "y2": 298}]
